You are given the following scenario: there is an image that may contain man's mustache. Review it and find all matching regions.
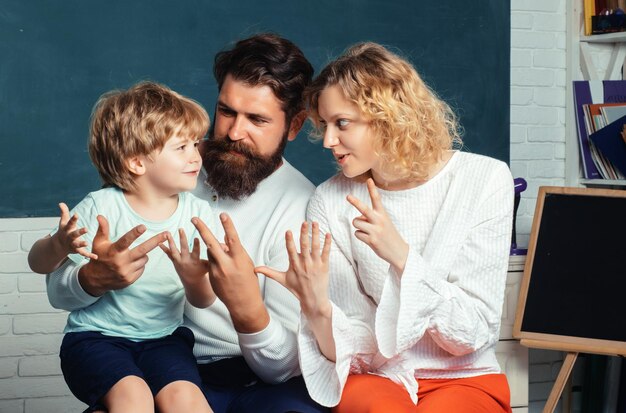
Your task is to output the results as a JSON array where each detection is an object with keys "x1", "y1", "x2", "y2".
[{"x1": 203, "y1": 138, "x2": 265, "y2": 161}]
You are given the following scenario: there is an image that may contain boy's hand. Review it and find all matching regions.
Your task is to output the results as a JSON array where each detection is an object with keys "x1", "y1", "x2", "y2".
[
  {"x1": 160, "y1": 229, "x2": 209, "y2": 283},
  {"x1": 51, "y1": 203, "x2": 98, "y2": 260},
  {"x1": 78, "y1": 215, "x2": 166, "y2": 297},
  {"x1": 160, "y1": 228, "x2": 215, "y2": 308}
]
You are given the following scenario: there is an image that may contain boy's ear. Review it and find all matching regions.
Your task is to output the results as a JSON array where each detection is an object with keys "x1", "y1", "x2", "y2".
[
  {"x1": 126, "y1": 156, "x2": 146, "y2": 176},
  {"x1": 287, "y1": 110, "x2": 308, "y2": 142}
]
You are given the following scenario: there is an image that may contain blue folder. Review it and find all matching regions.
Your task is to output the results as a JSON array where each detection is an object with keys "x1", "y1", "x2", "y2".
[{"x1": 589, "y1": 114, "x2": 626, "y2": 177}]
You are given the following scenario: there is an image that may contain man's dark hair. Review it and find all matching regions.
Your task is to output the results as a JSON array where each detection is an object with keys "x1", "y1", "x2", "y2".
[{"x1": 214, "y1": 33, "x2": 314, "y2": 123}]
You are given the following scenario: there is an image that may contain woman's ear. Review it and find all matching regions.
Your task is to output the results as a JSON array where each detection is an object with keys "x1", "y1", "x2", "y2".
[
  {"x1": 126, "y1": 156, "x2": 146, "y2": 176},
  {"x1": 287, "y1": 110, "x2": 308, "y2": 141}
]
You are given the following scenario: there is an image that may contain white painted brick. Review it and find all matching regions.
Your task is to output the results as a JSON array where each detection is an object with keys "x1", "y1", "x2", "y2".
[
  {"x1": 511, "y1": 69, "x2": 555, "y2": 87},
  {"x1": 0, "y1": 316, "x2": 11, "y2": 335},
  {"x1": 512, "y1": 49, "x2": 532, "y2": 67},
  {"x1": 0, "y1": 253, "x2": 30, "y2": 274},
  {"x1": 554, "y1": 142, "x2": 565, "y2": 159},
  {"x1": 511, "y1": 106, "x2": 559, "y2": 125},
  {"x1": 533, "y1": 13, "x2": 566, "y2": 32},
  {"x1": 510, "y1": 161, "x2": 529, "y2": 179},
  {"x1": 511, "y1": 143, "x2": 555, "y2": 160},
  {"x1": 557, "y1": 107, "x2": 565, "y2": 124},
  {"x1": 0, "y1": 399, "x2": 23, "y2": 412},
  {"x1": 13, "y1": 314, "x2": 66, "y2": 335},
  {"x1": 512, "y1": 13, "x2": 534, "y2": 29},
  {"x1": 511, "y1": 31, "x2": 556, "y2": 49},
  {"x1": 25, "y1": 396, "x2": 85, "y2": 413},
  {"x1": 530, "y1": 349, "x2": 564, "y2": 364},
  {"x1": 529, "y1": 381, "x2": 557, "y2": 401},
  {"x1": 533, "y1": 50, "x2": 566, "y2": 69},
  {"x1": 516, "y1": 216, "x2": 534, "y2": 234},
  {"x1": 556, "y1": 33, "x2": 566, "y2": 50},
  {"x1": 17, "y1": 274, "x2": 46, "y2": 293},
  {"x1": 529, "y1": 363, "x2": 553, "y2": 382},
  {"x1": 555, "y1": 70, "x2": 566, "y2": 87},
  {"x1": 0, "y1": 233, "x2": 19, "y2": 253},
  {"x1": 0, "y1": 275, "x2": 17, "y2": 295},
  {"x1": 512, "y1": 0, "x2": 560, "y2": 12},
  {"x1": 533, "y1": 87, "x2": 565, "y2": 107},
  {"x1": 517, "y1": 234, "x2": 531, "y2": 248},
  {"x1": 20, "y1": 231, "x2": 50, "y2": 252},
  {"x1": 0, "y1": 218, "x2": 56, "y2": 232},
  {"x1": 0, "y1": 334, "x2": 63, "y2": 357},
  {"x1": 520, "y1": 197, "x2": 538, "y2": 216},
  {"x1": 510, "y1": 125, "x2": 527, "y2": 143},
  {"x1": 1, "y1": 376, "x2": 73, "y2": 399},
  {"x1": 18, "y1": 355, "x2": 61, "y2": 377},
  {"x1": 528, "y1": 160, "x2": 565, "y2": 179},
  {"x1": 0, "y1": 294, "x2": 61, "y2": 315},
  {"x1": 512, "y1": 87, "x2": 534, "y2": 105},
  {"x1": 551, "y1": 360, "x2": 563, "y2": 380},
  {"x1": 528, "y1": 126, "x2": 565, "y2": 142},
  {"x1": 0, "y1": 357, "x2": 18, "y2": 379}
]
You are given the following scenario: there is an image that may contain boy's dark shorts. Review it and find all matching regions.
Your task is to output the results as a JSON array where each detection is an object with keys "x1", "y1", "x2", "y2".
[{"x1": 59, "y1": 326, "x2": 202, "y2": 411}]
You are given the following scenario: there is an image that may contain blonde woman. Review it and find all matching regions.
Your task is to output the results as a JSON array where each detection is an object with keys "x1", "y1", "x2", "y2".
[{"x1": 256, "y1": 43, "x2": 513, "y2": 412}]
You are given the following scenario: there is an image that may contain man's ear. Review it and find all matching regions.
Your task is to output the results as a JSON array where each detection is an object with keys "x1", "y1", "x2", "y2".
[
  {"x1": 125, "y1": 156, "x2": 146, "y2": 176},
  {"x1": 287, "y1": 110, "x2": 308, "y2": 142}
]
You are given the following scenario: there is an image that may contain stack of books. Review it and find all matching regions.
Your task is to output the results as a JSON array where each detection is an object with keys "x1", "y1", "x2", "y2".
[{"x1": 573, "y1": 80, "x2": 626, "y2": 180}]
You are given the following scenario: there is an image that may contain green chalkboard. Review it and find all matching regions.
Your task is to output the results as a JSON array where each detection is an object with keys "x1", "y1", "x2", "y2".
[{"x1": 0, "y1": 0, "x2": 510, "y2": 217}]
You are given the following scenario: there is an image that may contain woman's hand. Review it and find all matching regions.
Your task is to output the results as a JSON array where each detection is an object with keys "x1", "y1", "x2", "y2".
[
  {"x1": 347, "y1": 178, "x2": 409, "y2": 274},
  {"x1": 255, "y1": 221, "x2": 332, "y2": 319}
]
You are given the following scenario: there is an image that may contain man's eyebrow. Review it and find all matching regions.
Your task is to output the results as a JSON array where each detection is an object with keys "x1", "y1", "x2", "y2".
[{"x1": 217, "y1": 100, "x2": 272, "y2": 122}]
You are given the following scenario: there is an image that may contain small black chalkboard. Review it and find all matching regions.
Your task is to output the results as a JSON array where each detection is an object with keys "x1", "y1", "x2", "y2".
[
  {"x1": 515, "y1": 186, "x2": 626, "y2": 355},
  {"x1": 513, "y1": 186, "x2": 626, "y2": 413}
]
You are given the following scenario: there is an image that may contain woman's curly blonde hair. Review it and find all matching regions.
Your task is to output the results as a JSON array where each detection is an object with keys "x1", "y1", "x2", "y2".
[{"x1": 306, "y1": 42, "x2": 462, "y2": 181}]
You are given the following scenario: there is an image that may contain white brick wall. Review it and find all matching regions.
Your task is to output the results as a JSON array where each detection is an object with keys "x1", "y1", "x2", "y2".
[
  {"x1": 0, "y1": 218, "x2": 86, "y2": 412},
  {"x1": 0, "y1": 2, "x2": 570, "y2": 412},
  {"x1": 512, "y1": 1, "x2": 573, "y2": 413}
]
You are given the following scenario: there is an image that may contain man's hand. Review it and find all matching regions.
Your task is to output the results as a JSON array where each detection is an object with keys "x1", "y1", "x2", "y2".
[
  {"x1": 78, "y1": 215, "x2": 166, "y2": 297},
  {"x1": 192, "y1": 213, "x2": 269, "y2": 333}
]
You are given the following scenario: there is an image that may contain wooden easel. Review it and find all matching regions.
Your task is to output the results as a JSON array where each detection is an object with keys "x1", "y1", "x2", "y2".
[
  {"x1": 520, "y1": 337, "x2": 626, "y2": 413},
  {"x1": 542, "y1": 351, "x2": 578, "y2": 413},
  {"x1": 514, "y1": 187, "x2": 626, "y2": 413}
]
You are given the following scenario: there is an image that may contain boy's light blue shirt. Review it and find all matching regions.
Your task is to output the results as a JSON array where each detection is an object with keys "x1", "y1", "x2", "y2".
[{"x1": 61, "y1": 187, "x2": 215, "y2": 340}]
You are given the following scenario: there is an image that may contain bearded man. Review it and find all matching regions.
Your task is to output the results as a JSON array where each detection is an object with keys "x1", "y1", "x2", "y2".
[{"x1": 46, "y1": 34, "x2": 328, "y2": 413}]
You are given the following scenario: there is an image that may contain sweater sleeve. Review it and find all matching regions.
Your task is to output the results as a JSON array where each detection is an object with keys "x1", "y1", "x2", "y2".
[
  {"x1": 376, "y1": 163, "x2": 514, "y2": 358},
  {"x1": 238, "y1": 192, "x2": 310, "y2": 384},
  {"x1": 298, "y1": 190, "x2": 380, "y2": 407}
]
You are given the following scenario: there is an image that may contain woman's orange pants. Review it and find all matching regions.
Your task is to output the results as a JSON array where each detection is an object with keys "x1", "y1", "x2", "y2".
[{"x1": 332, "y1": 373, "x2": 512, "y2": 413}]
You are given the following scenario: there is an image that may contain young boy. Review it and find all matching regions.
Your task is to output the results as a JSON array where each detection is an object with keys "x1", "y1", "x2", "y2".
[{"x1": 28, "y1": 81, "x2": 215, "y2": 413}]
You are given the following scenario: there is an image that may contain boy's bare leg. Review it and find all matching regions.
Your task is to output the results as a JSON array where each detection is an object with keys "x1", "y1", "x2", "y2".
[
  {"x1": 155, "y1": 380, "x2": 213, "y2": 413},
  {"x1": 101, "y1": 375, "x2": 153, "y2": 413}
]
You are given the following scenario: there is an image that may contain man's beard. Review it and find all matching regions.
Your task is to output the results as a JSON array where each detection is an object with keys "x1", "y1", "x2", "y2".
[{"x1": 201, "y1": 132, "x2": 287, "y2": 200}]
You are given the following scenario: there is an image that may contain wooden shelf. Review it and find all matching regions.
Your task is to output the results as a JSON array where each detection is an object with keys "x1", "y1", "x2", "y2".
[
  {"x1": 581, "y1": 31, "x2": 626, "y2": 43},
  {"x1": 566, "y1": 1, "x2": 626, "y2": 187},
  {"x1": 579, "y1": 178, "x2": 626, "y2": 187}
]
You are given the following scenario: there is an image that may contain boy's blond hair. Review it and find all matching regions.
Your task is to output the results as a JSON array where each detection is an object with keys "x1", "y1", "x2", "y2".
[
  {"x1": 306, "y1": 42, "x2": 462, "y2": 181},
  {"x1": 89, "y1": 81, "x2": 210, "y2": 191}
]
